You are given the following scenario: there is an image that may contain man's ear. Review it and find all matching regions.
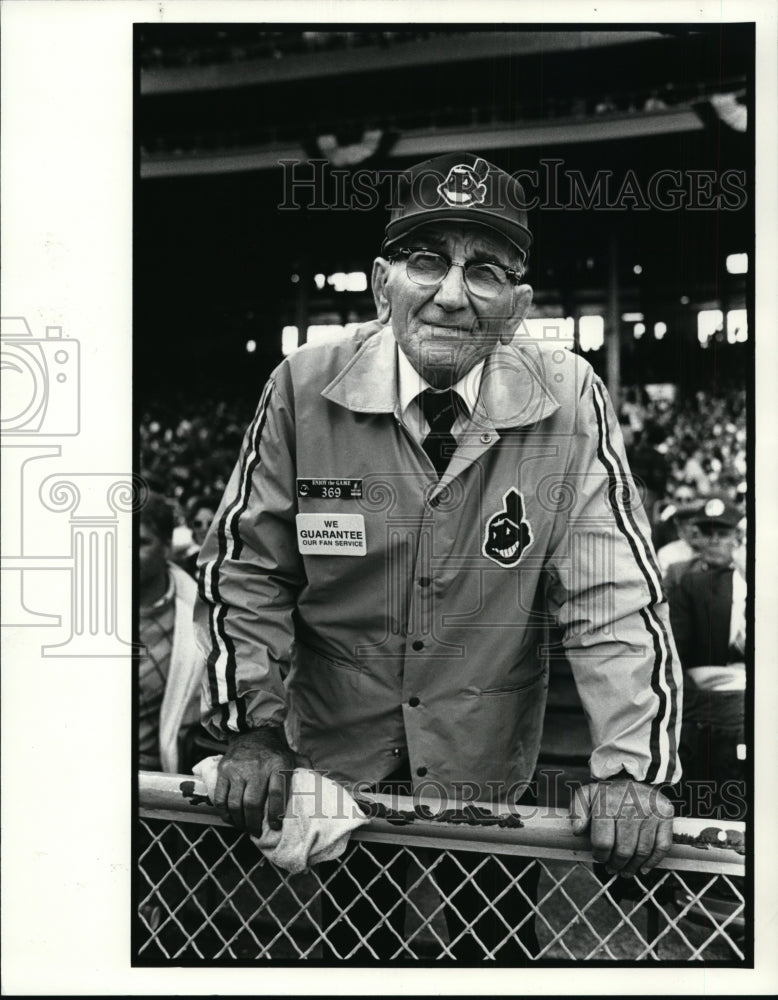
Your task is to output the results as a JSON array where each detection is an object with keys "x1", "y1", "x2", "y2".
[
  {"x1": 371, "y1": 257, "x2": 393, "y2": 325},
  {"x1": 500, "y1": 283, "x2": 533, "y2": 346}
]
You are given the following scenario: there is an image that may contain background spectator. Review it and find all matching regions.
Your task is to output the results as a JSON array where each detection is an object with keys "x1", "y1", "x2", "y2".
[
  {"x1": 656, "y1": 491, "x2": 703, "y2": 572},
  {"x1": 175, "y1": 495, "x2": 218, "y2": 578},
  {"x1": 138, "y1": 492, "x2": 207, "y2": 773},
  {"x1": 666, "y1": 497, "x2": 746, "y2": 819}
]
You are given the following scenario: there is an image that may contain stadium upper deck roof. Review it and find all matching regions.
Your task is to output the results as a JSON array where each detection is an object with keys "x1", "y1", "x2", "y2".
[{"x1": 136, "y1": 25, "x2": 752, "y2": 396}]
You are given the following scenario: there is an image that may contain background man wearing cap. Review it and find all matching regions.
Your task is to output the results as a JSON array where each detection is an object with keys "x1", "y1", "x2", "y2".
[
  {"x1": 662, "y1": 493, "x2": 744, "y2": 594},
  {"x1": 655, "y1": 486, "x2": 703, "y2": 573},
  {"x1": 666, "y1": 496, "x2": 746, "y2": 818},
  {"x1": 195, "y1": 152, "x2": 681, "y2": 959}
]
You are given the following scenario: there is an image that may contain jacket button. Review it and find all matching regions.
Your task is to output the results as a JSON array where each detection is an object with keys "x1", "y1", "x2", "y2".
[
  {"x1": 408, "y1": 696, "x2": 420, "y2": 707},
  {"x1": 411, "y1": 640, "x2": 424, "y2": 651},
  {"x1": 416, "y1": 766, "x2": 428, "y2": 777},
  {"x1": 480, "y1": 432, "x2": 492, "y2": 444},
  {"x1": 417, "y1": 577, "x2": 431, "y2": 588}
]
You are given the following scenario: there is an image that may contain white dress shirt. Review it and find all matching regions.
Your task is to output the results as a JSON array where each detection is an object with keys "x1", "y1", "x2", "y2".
[{"x1": 395, "y1": 345, "x2": 485, "y2": 449}]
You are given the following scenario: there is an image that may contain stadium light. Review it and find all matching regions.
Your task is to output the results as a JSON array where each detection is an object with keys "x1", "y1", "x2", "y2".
[
  {"x1": 697, "y1": 309, "x2": 723, "y2": 347},
  {"x1": 579, "y1": 315, "x2": 604, "y2": 352},
  {"x1": 281, "y1": 326, "x2": 299, "y2": 355},
  {"x1": 246, "y1": 340, "x2": 257, "y2": 353},
  {"x1": 621, "y1": 312, "x2": 644, "y2": 322},
  {"x1": 327, "y1": 272, "x2": 368, "y2": 293},
  {"x1": 634, "y1": 323, "x2": 645, "y2": 339},
  {"x1": 654, "y1": 322, "x2": 667, "y2": 340},
  {"x1": 726, "y1": 253, "x2": 748, "y2": 275},
  {"x1": 727, "y1": 309, "x2": 748, "y2": 343},
  {"x1": 314, "y1": 273, "x2": 326, "y2": 290},
  {"x1": 633, "y1": 264, "x2": 643, "y2": 275}
]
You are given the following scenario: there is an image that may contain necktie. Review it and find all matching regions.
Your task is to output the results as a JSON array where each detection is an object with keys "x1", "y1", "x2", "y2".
[{"x1": 419, "y1": 388, "x2": 460, "y2": 478}]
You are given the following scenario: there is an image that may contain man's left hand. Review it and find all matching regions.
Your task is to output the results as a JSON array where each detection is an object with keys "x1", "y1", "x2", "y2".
[{"x1": 569, "y1": 779, "x2": 674, "y2": 878}]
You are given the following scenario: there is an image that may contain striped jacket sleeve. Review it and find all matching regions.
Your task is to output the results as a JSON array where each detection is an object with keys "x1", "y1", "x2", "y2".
[
  {"x1": 544, "y1": 370, "x2": 683, "y2": 785},
  {"x1": 193, "y1": 372, "x2": 305, "y2": 738}
]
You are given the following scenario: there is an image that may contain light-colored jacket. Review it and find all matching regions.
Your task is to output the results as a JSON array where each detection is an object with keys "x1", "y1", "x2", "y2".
[
  {"x1": 159, "y1": 562, "x2": 206, "y2": 773},
  {"x1": 195, "y1": 323, "x2": 682, "y2": 797}
]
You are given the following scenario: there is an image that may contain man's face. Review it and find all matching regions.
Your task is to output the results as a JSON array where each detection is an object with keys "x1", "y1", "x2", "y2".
[
  {"x1": 191, "y1": 506, "x2": 215, "y2": 547},
  {"x1": 372, "y1": 223, "x2": 532, "y2": 388},
  {"x1": 139, "y1": 521, "x2": 169, "y2": 588},
  {"x1": 693, "y1": 523, "x2": 738, "y2": 567},
  {"x1": 674, "y1": 487, "x2": 696, "y2": 508}
]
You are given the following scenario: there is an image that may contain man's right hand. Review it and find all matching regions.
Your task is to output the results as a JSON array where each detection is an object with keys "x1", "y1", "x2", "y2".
[{"x1": 213, "y1": 727, "x2": 300, "y2": 836}]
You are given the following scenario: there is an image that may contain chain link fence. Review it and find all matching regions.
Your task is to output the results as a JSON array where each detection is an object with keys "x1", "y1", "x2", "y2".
[{"x1": 137, "y1": 771, "x2": 746, "y2": 962}]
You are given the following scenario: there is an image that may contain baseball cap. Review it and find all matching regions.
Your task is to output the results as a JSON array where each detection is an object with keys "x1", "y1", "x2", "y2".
[
  {"x1": 382, "y1": 152, "x2": 533, "y2": 259},
  {"x1": 691, "y1": 495, "x2": 741, "y2": 528},
  {"x1": 661, "y1": 498, "x2": 703, "y2": 523}
]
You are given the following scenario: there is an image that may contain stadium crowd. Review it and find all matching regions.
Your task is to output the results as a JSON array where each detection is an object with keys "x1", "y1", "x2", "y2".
[
  {"x1": 618, "y1": 386, "x2": 746, "y2": 523},
  {"x1": 139, "y1": 392, "x2": 253, "y2": 535}
]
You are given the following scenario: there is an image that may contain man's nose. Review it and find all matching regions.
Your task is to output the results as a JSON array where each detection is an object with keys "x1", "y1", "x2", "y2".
[{"x1": 433, "y1": 263, "x2": 468, "y2": 309}]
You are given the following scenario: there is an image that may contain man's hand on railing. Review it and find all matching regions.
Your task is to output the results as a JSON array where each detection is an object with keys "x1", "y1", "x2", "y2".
[
  {"x1": 569, "y1": 779, "x2": 675, "y2": 878},
  {"x1": 213, "y1": 727, "x2": 310, "y2": 835}
]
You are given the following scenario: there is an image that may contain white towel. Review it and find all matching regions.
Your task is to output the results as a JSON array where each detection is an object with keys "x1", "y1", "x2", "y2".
[{"x1": 193, "y1": 755, "x2": 369, "y2": 875}]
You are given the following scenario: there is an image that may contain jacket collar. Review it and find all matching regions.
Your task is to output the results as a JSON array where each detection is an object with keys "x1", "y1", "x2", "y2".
[
  {"x1": 321, "y1": 325, "x2": 560, "y2": 429},
  {"x1": 321, "y1": 323, "x2": 399, "y2": 414}
]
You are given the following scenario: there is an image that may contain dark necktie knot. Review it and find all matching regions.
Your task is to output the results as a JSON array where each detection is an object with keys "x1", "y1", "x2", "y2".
[
  {"x1": 419, "y1": 388, "x2": 461, "y2": 478},
  {"x1": 420, "y1": 388, "x2": 460, "y2": 436}
]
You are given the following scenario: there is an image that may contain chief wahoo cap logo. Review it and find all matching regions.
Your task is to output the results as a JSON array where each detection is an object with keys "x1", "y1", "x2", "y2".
[
  {"x1": 437, "y1": 157, "x2": 490, "y2": 207},
  {"x1": 483, "y1": 488, "x2": 533, "y2": 567}
]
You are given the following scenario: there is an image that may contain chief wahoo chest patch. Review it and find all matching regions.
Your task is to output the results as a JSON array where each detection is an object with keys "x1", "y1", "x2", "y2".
[{"x1": 483, "y1": 488, "x2": 533, "y2": 567}]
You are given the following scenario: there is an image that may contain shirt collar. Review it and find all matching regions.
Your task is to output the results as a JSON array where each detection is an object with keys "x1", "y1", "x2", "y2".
[{"x1": 396, "y1": 344, "x2": 484, "y2": 419}]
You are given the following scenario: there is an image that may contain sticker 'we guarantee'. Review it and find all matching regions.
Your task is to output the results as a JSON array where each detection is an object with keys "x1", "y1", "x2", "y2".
[{"x1": 295, "y1": 513, "x2": 366, "y2": 556}]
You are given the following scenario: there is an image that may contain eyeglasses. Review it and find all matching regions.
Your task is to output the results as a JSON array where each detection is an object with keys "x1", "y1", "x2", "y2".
[{"x1": 388, "y1": 247, "x2": 524, "y2": 299}]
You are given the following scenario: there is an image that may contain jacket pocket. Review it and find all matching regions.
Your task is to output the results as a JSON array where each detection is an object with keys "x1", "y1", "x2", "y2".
[
  {"x1": 296, "y1": 639, "x2": 362, "y2": 674},
  {"x1": 440, "y1": 668, "x2": 548, "y2": 796},
  {"x1": 287, "y1": 640, "x2": 401, "y2": 734},
  {"x1": 470, "y1": 669, "x2": 547, "y2": 697}
]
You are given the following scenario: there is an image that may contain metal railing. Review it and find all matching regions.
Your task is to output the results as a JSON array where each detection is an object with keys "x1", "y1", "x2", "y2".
[{"x1": 137, "y1": 771, "x2": 746, "y2": 962}]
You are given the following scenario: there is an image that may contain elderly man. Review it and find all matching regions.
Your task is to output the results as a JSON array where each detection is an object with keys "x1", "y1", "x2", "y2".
[{"x1": 195, "y1": 152, "x2": 681, "y2": 959}]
